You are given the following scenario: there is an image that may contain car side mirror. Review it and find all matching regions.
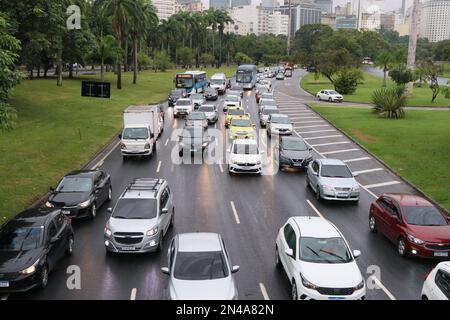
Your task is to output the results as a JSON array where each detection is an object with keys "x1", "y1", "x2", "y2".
[
  {"x1": 353, "y1": 250, "x2": 361, "y2": 258},
  {"x1": 50, "y1": 186, "x2": 55, "y2": 191},
  {"x1": 161, "y1": 267, "x2": 170, "y2": 275},
  {"x1": 150, "y1": 133, "x2": 154, "y2": 139},
  {"x1": 118, "y1": 134, "x2": 122, "y2": 139},
  {"x1": 231, "y1": 265, "x2": 240, "y2": 273},
  {"x1": 50, "y1": 236, "x2": 59, "y2": 244},
  {"x1": 161, "y1": 208, "x2": 169, "y2": 214},
  {"x1": 308, "y1": 147, "x2": 312, "y2": 151},
  {"x1": 285, "y1": 248, "x2": 294, "y2": 257},
  {"x1": 107, "y1": 208, "x2": 113, "y2": 213}
]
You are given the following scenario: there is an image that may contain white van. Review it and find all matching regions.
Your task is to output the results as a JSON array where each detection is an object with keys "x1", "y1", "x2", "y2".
[{"x1": 209, "y1": 73, "x2": 227, "y2": 94}]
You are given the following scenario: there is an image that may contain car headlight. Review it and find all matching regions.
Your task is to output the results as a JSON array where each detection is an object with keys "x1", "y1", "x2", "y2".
[
  {"x1": 20, "y1": 259, "x2": 40, "y2": 275},
  {"x1": 120, "y1": 143, "x2": 126, "y2": 149},
  {"x1": 256, "y1": 161, "x2": 262, "y2": 165},
  {"x1": 79, "y1": 199, "x2": 91, "y2": 208},
  {"x1": 407, "y1": 234, "x2": 425, "y2": 245},
  {"x1": 354, "y1": 280, "x2": 365, "y2": 290},
  {"x1": 300, "y1": 274, "x2": 318, "y2": 290},
  {"x1": 45, "y1": 201, "x2": 54, "y2": 208},
  {"x1": 144, "y1": 143, "x2": 151, "y2": 149},
  {"x1": 146, "y1": 227, "x2": 159, "y2": 236},
  {"x1": 351, "y1": 186, "x2": 360, "y2": 192},
  {"x1": 104, "y1": 227, "x2": 112, "y2": 237},
  {"x1": 322, "y1": 185, "x2": 334, "y2": 192}
]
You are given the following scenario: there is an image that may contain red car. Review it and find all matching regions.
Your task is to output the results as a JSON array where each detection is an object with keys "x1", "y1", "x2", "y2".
[{"x1": 369, "y1": 193, "x2": 450, "y2": 259}]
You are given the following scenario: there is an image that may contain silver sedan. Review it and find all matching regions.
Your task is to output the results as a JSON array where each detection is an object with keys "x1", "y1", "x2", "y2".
[{"x1": 161, "y1": 232, "x2": 239, "y2": 300}]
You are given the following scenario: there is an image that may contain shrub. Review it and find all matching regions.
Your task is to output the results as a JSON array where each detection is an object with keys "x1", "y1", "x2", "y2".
[
  {"x1": 0, "y1": 102, "x2": 18, "y2": 130},
  {"x1": 334, "y1": 69, "x2": 363, "y2": 94},
  {"x1": 389, "y1": 63, "x2": 414, "y2": 86},
  {"x1": 153, "y1": 51, "x2": 172, "y2": 72},
  {"x1": 372, "y1": 86, "x2": 407, "y2": 119}
]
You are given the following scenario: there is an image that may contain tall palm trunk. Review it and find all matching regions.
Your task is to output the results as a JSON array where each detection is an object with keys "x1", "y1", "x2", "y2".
[
  {"x1": 133, "y1": 37, "x2": 138, "y2": 84},
  {"x1": 57, "y1": 37, "x2": 63, "y2": 87},
  {"x1": 100, "y1": 56, "x2": 105, "y2": 82},
  {"x1": 124, "y1": 39, "x2": 129, "y2": 72},
  {"x1": 116, "y1": 38, "x2": 122, "y2": 90},
  {"x1": 383, "y1": 66, "x2": 387, "y2": 87}
]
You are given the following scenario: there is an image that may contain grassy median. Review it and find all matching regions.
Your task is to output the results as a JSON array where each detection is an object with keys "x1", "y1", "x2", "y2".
[
  {"x1": 301, "y1": 72, "x2": 450, "y2": 107},
  {"x1": 310, "y1": 104, "x2": 450, "y2": 211},
  {"x1": 0, "y1": 66, "x2": 236, "y2": 221}
]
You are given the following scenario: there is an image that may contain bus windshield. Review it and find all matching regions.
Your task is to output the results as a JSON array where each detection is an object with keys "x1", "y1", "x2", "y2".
[
  {"x1": 236, "y1": 72, "x2": 252, "y2": 83},
  {"x1": 176, "y1": 75, "x2": 193, "y2": 88}
]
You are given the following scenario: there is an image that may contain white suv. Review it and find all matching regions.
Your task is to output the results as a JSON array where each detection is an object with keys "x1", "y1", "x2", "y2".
[
  {"x1": 421, "y1": 261, "x2": 450, "y2": 300},
  {"x1": 275, "y1": 216, "x2": 366, "y2": 300},
  {"x1": 174, "y1": 98, "x2": 194, "y2": 118},
  {"x1": 316, "y1": 89, "x2": 343, "y2": 103},
  {"x1": 104, "y1": 178, "x2": 174, "y2": 253}
]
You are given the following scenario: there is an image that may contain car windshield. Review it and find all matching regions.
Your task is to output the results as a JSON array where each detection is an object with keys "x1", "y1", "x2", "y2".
[
  {"x1": 261, "y1": 100, "x2": 277, "y2": 106},
  {"x1": 56, "y1": 176, "x2": 92, "y2": 192},
  {"x1": 271, "y1": 116, "x2": 290, "y2": 124},
  {"x1": 181, "y1": 127, "x2": 204, "y2": 138},
  {"x1": 188, "y1": 113, "x2": 206, "y2": 120},
  {"x1": 261, "y1": 94, "x2": 273, "y2": 99},
  {"x1": 205, "y1": 88, "x2": 216, "y2": 94},
  {"x1": 329, "y1": 91, "x2": 338, "y2": 94},
  {"x1": 262, "y1": 108, "x2": 278, "y2": 115},
  {"x1": 283, "y1": 139, "x2": 308, "y2": 151},
  {"x1": 198, "y1": 106, "x2": 214, "y2": 112},
  {"x1": 321, "y1": 165, "x2": 353, "y2": 178},
  {"x1": 402, "y1": 206, "x2": 448, "y2": 226},
  {"x1": 174, "y1": 251, "x2": 229, "y2": 280},
  {"x1": 210, "y1": 79, "x2": 224, "y2": 85},
  {"x1": 171, "y1": 90, "x2": 183, "y2": 96},
  {"x1": 123, "y1": 127, "x2": 148, "y2": 140},
  {"x1": 112, "y1": 199, "x2": 157, "y2": 219},
  {"x1": 233, "y1": 144, "x2": 258, "y2": 155},
  {"x1": 177, "y1": 100, "x2": 191, "y2": 106},
  {"x1": 236, "y1": 73, "x2": 252, "y2": 83},
  {"x1": 228, "y1": 109, "x2": 245, "y2": 116},
  {"x1": 299, "y1": 237, "x2": 353, "y2": 263},
  {"x1": 0, "y1": 225, "x2": 43, "y2": 251},
  {"x1": 227, "y1": 95, "x2": 239, "y2": 102},
  {"x1": 191, "y1": 94, "x2": 203, "y2": 100},
  {"x1": 231, "y1": 119, "x2": 251, "y2": 127}
]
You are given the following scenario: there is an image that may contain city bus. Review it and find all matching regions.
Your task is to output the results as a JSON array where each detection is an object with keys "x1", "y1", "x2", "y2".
[
  {"x1": 236, "y1": 65, "x2": 257, "y2": 90},
  {"x1": 175, "y1": 71, "x2": 207, "y2": 95}
]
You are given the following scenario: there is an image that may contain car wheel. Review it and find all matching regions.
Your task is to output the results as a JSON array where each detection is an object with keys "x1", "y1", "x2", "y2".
[
  {"x1": 369, "y1": 215, "x2": 377, "y2": 233},
  {"x1": 107, "y1": 186, "x2": 112, "y2": 202},
  {"x1": 179, "y1": 149, "x2": 183, "y2": 157},
  {"x1": 317, "y1": 96, "x2": 321, "y2": 101},
  {"x1": 275, "y1": 246, "x2": 282, "y2": 269},
  {"x1": 291, "y1": 280, "x2": 298, "y2": 300},
  {"x1": 170, "y1": 208, "x2": 175, "y2": 228},
  {"x1": 66, "y1": 235, "x2": 74, "y2": 256},
  {"x1": 421, "y1": 295, "x2": 428, "y2": 300},
  {"x1": 328, "y1": 97, "x2": 332, "y2": 102},
  {"x1": 315, "y1": 187, "x2": 321, "y2": 201},
  {"x1": 89, "y1": 203, "x2": 97, "y2": 219},
  {"x1": 157, "y1": 235, "x2": 163, "y2": 252},
  {"x1": 397, "y1": 237, "x2": 408, "y2": 257},
  {"x1": 39, "y1": 264, "x2": 49, "y2": 289}
]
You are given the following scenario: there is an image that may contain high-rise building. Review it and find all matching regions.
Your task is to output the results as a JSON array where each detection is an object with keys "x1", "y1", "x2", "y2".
[
  {"x1": 261, "y1": 0, "x2": 279, "y2": 8},
  {"x1": 210, "y1": 0, "x2": 230, "y2": 9},
  {"x1": 336, "y1": 15, "x2": 358, "y2": 29},
  {"x1": 321, "y1": 13, "x2": 337, "y2": 30},
  {"x1": 154, "y1": 0, "x2": 179, "y2": 20},
  {"x1": 231, "y1": 0, "x2": 250, "y2": 8},
  {"x1": 314, "y1": 0, "x2": 332, "y2": 13},
  {"x1": 276, "y1": 3, "x2": 321, "y2": 36},
  {"x1": 229, "y1": 5, "x2": 259, "y2": 34},
  {"x1": 419, "y1": 0, "x2": 450, "y2": 42},
  {"x1": 380, "y1": 13, "x2": 396, "y2": 30}
]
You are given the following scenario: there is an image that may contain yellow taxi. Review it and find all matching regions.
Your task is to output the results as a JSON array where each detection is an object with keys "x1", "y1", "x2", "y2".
[
  {"x1": 228, "y1": 115, "x2": 256, "y2": 140},
  {"x1": 225, "y1": 107, "x2": 249, "y2": 128}
]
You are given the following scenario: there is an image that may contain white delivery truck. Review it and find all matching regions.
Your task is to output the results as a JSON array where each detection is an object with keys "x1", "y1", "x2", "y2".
[
  {"x1": 120, "y1": 105, "x2": 160, "y2": 159},
  {"x1": 209, "y1": 73, "x2": 227, "y2": 94}
]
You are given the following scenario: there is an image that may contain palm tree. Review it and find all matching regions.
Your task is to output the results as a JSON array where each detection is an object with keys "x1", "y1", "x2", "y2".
[
  {"x1": 215, "y1": 10, "x2": 233, "y2": 67},
  {"x1": 97, "y1": 35, "x2": 116, "y2": 81},
  {"x1": 94, "y1": 0, "x2": 144, "y2": 89},
  {"x1": 372, "y1": 86, "x2": 407, "y2": 119},
  {"x1": 375, "y1": 51, "x2": 392, "y2": 87}
]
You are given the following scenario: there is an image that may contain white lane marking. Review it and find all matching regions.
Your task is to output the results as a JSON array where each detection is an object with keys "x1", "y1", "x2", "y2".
[
  {"x1": 259, "y1": 283, "x2": 270, "y2": 300},
  {"x1": 292, "y1": 120, "x2": 325, "y2": 124},
  {"x1": 214, "y1": 123, "x2": 217, "y2": 129},
  {"x1": 306, "y1": 200, "x2": 324, "y2": 219},
  {"x1": 156, "y1": 161, "x2": 162, "y2": 173},
  {"x1": 343, "y1": 157, "x2": 371, "y2": 163},
  {"x1": 363, "y1": 181, "x2": 401, "y2": 189},
  {"x1": 321, "y1": 148, "x2": 360, "y2": 155},
  {"x1": 298, "y1": 129, "x2": 336, "y2": 134},
  {"x1": 311, "y1": 141, "x2": 350, "y2": 147},
  {"x1": 230, "y1": 201, "x2": 241, "y2": 224},
  {"x1": 164, "y1": 138, "x2": 169, "y2": 146},
  {"x1": 369, "y1": 276, "x2": 397, "y2": 300},
  {"x1": 294, "y1": 124, "x2": 329, "y2": 129},
  {"x1": 279, "y1": 107, "x2": 308, "y2": 111},
  {"x1": 303, "y1": 135, "x2": 343, "y2": 140},
  {"x1": 91, "y1": 140, "x2": 121, "y2": 169},
  {"x1": 352, "y1": 168, "x2": 383, "y2": 175},
  {"x1": 219, "y1": 163, "x2": 224, "y2": 173},
  {"x1": 360, "y1": 184, "x2": 378, "y2": 198},
  {"x1": 130, "y1": 288, "x2": 137, "y2": 300},
  {"x1": 172, "y1": 121, "x2": 177, "y2": 128},
  {"x1": 1, "y1": 294, "x2": 8, "y2": 300},
  {"x1": 289, "y1": 115, "x2": 319, "y2": 118},
  {"x1": 282, "y1": 111, "x2": 314, "y2": 115}
]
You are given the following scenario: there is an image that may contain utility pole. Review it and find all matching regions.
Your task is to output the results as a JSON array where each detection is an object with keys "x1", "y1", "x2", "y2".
[
  {"x1": 406, "y1": 0, "x2": 420, "y2": 95},
  {"x1": 287, "y1": 0, "x2": 292, "y2": 56}
]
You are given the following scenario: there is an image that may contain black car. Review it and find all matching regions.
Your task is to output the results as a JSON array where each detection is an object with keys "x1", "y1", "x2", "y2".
[
  {"x1": 204, "y1": 87, "x2": 218, "y2": 101},
  {"x1": 168, "y1": 89, "x2": 185, "y2": 106},
  {"x1": 275, "y1": 136, "x2": 313, "y2": 170},
  {"x1": 46, "y1": 170, "x2": 111, "y2": 219},
  {"x1": 229, "y1": 85, "x2": 243, "y2": 97},
  {"x1": 0, "y1": 208, "x2": 74, "y2": 293}
]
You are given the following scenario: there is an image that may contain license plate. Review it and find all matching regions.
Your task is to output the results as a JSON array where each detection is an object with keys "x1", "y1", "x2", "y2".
[
  {"x1": 328, "y1": 297, "x2": 345, "y2": 300},
  {"x1": 434, "y1": 252, "x2": 448, "y2": 257},
  {"x1": 62, "y1": 210, "x2": 71, "y2": 215},
  {"x1": 338, "y1": 193, "x2": 349, "y2": 197},
  {"x1": 121, "y1": 247, "x2": 136, "y2": 251},
  {"x1": 0, "y1": 281, "x2": 9, "y2": 288}
]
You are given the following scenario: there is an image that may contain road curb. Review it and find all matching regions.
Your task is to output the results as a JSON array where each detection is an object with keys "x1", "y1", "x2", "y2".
[{"x1": 305, "y1": 102, "x2": 449, "y2": 216}]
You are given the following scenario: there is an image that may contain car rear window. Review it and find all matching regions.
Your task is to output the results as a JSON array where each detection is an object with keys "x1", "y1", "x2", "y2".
[
  {"x1": 402, "y1": 206, "x2": 448, "y2": 226},
  {"x1": 174, "y1": 251, "x2": 229, "y2": 280}
]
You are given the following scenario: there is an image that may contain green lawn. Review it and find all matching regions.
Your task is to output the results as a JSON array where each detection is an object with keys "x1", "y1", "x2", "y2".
[
  {"x1": 0, "y1": 66, "x2": 236, "y2": 222},
  {"x1": 301, "y1": 72, "x2": 450, "y2": 107},
  {"x1": 310, "y1": 104, "x2": 450, "y2": 211}
]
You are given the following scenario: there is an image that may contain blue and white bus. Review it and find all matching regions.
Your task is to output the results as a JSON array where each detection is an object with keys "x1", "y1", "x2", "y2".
[
  {"x1": 175, "y1": 71, "x2": 207, "y2": 95},
  {"x1": 236, "y1": 65, "x2": 257, "y2": 90}
]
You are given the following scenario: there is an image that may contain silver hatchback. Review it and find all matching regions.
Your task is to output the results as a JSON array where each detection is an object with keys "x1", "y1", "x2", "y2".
[
  {"x1": 104, "y1": 178, "x2": 174, "y2": 253},
  {"x1": 161, "y1": 233, "x2": 239, "y2": 300}
]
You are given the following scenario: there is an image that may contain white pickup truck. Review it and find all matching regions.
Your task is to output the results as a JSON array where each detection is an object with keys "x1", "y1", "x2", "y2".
[{"x1": 120, "y1": 105, "x2": 161, "y2": 159}]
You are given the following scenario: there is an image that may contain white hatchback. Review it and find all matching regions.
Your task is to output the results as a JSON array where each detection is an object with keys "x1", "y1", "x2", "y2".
[
  {"x1": 421, "y1": 261, "x2": 450, "y2": 300},
  {"x1": 275, "y1": 216, "x2": 366, "y2": 300},
  {"x1": 228, "y1": 139, "x2": 263, "y2": 175},
  {"x1": 316, "y1": 89, "x2": 343, "y2": 103}
]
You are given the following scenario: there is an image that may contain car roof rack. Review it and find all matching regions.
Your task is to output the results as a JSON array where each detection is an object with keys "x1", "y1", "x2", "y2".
[{"x1": 126, "y1": 178, "x2": 164, "y2": 193}]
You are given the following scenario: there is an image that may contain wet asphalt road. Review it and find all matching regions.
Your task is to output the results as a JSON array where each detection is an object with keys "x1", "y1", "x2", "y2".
[{"x1": 7, "y1": 70, "x2": 439, "y2": 301}]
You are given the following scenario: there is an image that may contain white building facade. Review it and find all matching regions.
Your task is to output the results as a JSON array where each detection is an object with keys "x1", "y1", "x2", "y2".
[
  {"x1": 419, "y1": 0, "x2": 450, "y2": 42},
  {"x1": 154, "y1": 0, "x2": 179, "y2": 20}
]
